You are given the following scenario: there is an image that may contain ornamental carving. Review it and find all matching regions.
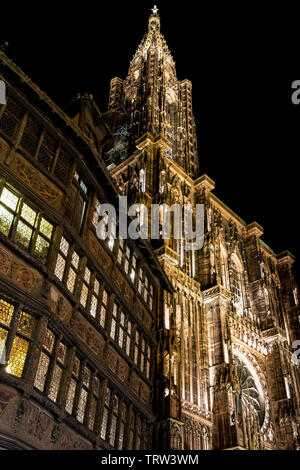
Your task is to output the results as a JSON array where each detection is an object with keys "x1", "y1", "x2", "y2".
[
  {"x1": 0, "y1": 246, "x2": 11, "y2": 275},
  {"x1": 0, "y1": 390, "x2": 13, "y2": 418},
  {"x1": 13, "y1": 156, "x2": 60, "y2": 203},
  {"x1": 16, "y1": 399, "x2": 52, "y2": 442}
]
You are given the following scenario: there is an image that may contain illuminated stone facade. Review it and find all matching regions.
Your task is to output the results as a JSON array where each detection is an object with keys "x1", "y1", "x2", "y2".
[
  {"x1": 0, "y1": 7, "x2": 299, "y2": 451},
  {"x1": 101, "y1": 8, "x2": 300, "y2": 450}
]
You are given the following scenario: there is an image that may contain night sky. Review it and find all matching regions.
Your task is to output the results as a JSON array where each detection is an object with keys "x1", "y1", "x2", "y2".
[{"x1": 1, "y1": 1, "x2": 299, "y2": 284}]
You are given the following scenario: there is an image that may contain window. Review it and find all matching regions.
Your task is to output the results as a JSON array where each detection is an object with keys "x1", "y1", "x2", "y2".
[
  {"x1": 133, "y1": 329, "x2": 152, "y2": 379},
  {"x1": 130, "y1": 255, "x2": 137, "y2": 283},
  {"x1": 124, "y1": 247, "x2": 131, "y2": 275},
  {"x1": 0, "y1": 96, "x2": 23, "y2": 138},
  {"x1": 80, "y1": 267, "x2": 91, "y2": 308},
  {"x1": 220, "y1": 244, "x2": 229, "y2": 289},
  {"x1": 100, "y1": 387, "x2": 127, "y2": 449},
  {"x1": 76, "y1": 366, "x2": 91, "y2": 424},
  {"x1": 88, "y1": 376, "x2": 100, "y2": 432},
  {"x1": 128, "y1": 411, "x2": 149, "y2": 450},
  {"x1": 101, "y1": 386, "x2": 111, "y2": 441},
  {"x1": 137, "y1": 268, "x2": 154, "y2": 308},
  {"x1": 117, "y1": 239, "x2": 124, "y2": 265},
  {"x1": 0, "y1": 184, "x2": 54, "y2": 264},
  {"x1": 0, "y1": 299, "x2": 36, "y2": 379},
  {"x1": 231, "y1": 257, "x2": 245, "y2": 315},
  {"x1": 34, "y1": 328, "x2": 67, "y2": 403},
  {"x1": 54, "y1": 236, "x2": 80, "y2": 295},
  {"x1": 65, "y1": 356, "x2": 81, "y2": 415},
  {"x1": 80, "y1": 271, "x2": 109, "y2": 327},
  {"x1": 73, "y1": 171, "x2": 89, "y2": 231},
  {"x1": 20, "y1": 115, "x2": 42, "y2": 157},
  {"x1": 110, "y1": 303, "x2": 132, "y2": 357}
]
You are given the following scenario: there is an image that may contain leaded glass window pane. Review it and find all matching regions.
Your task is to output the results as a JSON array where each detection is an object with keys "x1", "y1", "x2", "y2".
[
  {"x1": 43, "y1": 329, "x2": 55, "y2": 353},
  {"x1": 77, "y1": 388, "x2": 88, "y2": 424},
  {"x1": 34, "y1": 352, "x2": 50, "y2": 392},
  {"x1": 65, "y1": 378, "x2": 77, "y2": 414},
  {"x1": 54, "y1": 254, "x2": 66, "y2": 281},
  {"x1": 0, "y1": 187, "x2": 19, "y2": 211},
  {"x1": 67, "y1": 268, "x2": 76, "y2": 293},
  {"x1": 48, "y1": 364, "x2": 62, "y2": 402},
  {"x1": 15, "y1": 221, "x2": 33, "y2": 249},
  {"x1": 17, "y1": 312, "x2": 36, "y2": 338},
  {"x1": 21, "y1": 203, "x2": 37, "y2": 226},
  {"x1": 101, "y1": 408, "x2": 109, "y2": 440},
  {"x1": 0, "y1": 206, "x2": 14, "y2": 236},
  {"x1": 6, "y1": 336, "x2": 29, "y2": 378},
  {"x1": 0, "y1": 299, "x2": 14, "y2": 327}
]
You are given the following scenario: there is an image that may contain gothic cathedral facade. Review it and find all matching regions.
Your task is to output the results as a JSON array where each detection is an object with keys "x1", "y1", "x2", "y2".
[{"x1": 102, "y1": 7, "x2": 300, "y2": 450}]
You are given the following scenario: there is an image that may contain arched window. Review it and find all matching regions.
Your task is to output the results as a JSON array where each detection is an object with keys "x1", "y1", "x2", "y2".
[
  {"x1": 231, "y1": 256, "x2": 245, "y2": 315},
  {"x1": 220, "y1": 244, "x2": 229, "y2": 289}
]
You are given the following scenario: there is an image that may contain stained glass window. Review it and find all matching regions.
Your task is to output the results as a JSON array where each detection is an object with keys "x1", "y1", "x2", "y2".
[
  {"x1": 0, "y1": 185, "x2": 54, "y2": 264},
  {"x1": 6, "y1": 336, "x2": 29, "y2": 378},
  {"x1": 0, "y1": 299, "x2": 14, "y2": 327}
]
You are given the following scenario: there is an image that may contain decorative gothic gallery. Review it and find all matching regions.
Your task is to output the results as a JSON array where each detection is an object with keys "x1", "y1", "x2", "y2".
[{"x1": 0, "y1": 7, "x2": 299, "y2": 450}]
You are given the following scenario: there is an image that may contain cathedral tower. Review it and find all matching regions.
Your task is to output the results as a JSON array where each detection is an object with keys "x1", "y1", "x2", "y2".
[{"x1": 101, "y1": 7, "x2": 300, "y2": 450}]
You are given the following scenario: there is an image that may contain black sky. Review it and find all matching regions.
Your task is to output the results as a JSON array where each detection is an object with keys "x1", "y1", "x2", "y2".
[{"x1": 1, "y1": 0, "x2": 300, "y2": 284}]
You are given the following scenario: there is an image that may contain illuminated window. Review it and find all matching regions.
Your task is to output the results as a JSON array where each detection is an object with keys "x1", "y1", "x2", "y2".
[
  {"x1": 220, "y1": 244, "x2": 229, "y2": 289},
  {"x1": 0, "y1": 300, "x2": 36, "y2": 379},
  {"x1": 134, "y1": 330, "x2": 151, "y2": 377},
  {"x1": 76, "y1": 366, "x2": 91, "y2": 424},
  {"x1": 231, "y1": 257, "x2": 245, "y2": 315},
  {"x1": 0, "y1": 184, "x2": 53, "y2": 264},
  {"x1": 110, "y1": 304, "x2": 132, "y2": 357},
  {"x1": 117, "y1": 239, "x2": 124, "y2": 265},
  {"x1": 130, "y1": 256, "x2": 137, "y2": 283},
  {"x1": 139, "y1": 169, "x2": 146, "y2": 192},
  {"x1": 80, "y1": 267, "x2": 91, "y2": 308},
  {"x1": 128, "y1": 411, "x2": 149, "y2": 450},
  {"x1": 88, "y1": 376, "x2": 100, "y2": 432},
  {"x1": 101, "y1": 386, "x2": 111, "y2": 441},
  {"x1": 100, "y1": 387, "x2": 126, "y2": 449},
  {"x1": 48, "y1": 341, "x2": 67, "y2": 403},
  {"x1": 35, "y1": 329, "x2": 67, "y2": 403},
  {"x1": 65, "y1": 356, "x2": 81, "y2": 415},
  {"x1": 54, "y1": 236, "x2": 80, "y2": 295}
]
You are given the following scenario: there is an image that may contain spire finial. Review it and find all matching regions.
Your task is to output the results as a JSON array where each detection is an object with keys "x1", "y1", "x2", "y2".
[{"x1": 151, "y1": 5, "x2": 159, "y2": 16}]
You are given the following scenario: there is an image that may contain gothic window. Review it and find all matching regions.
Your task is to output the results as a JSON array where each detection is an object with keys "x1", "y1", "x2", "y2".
[
  {"x1": 0, "y1": 299, "x2": 36, "y2": 379},
  {"x1": 54, "y1": 236, "x2": 80, "y2": 295},
  {"x1": 220, "y1": 244, "x2": 229, "y2": 289},
  {"x1": 0, "y1": 184, "x2": 54, "y2": 264},
  {"x1": 139, "y1": 169, "x2": 146, "y2": 192},
  {"x1": 231, "y1": 257, "x2": 245, "y2": 315}
]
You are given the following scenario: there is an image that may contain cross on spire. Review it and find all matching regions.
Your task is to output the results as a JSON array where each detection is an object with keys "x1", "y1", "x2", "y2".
[{"x1": 152, "y1": 5, "x2": 159, "y2": 15}]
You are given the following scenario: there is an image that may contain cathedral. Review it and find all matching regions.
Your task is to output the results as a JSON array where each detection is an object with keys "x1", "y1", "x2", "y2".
[{"x1": 0, "y1": 7, "x2": 299, "y2": 451}]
